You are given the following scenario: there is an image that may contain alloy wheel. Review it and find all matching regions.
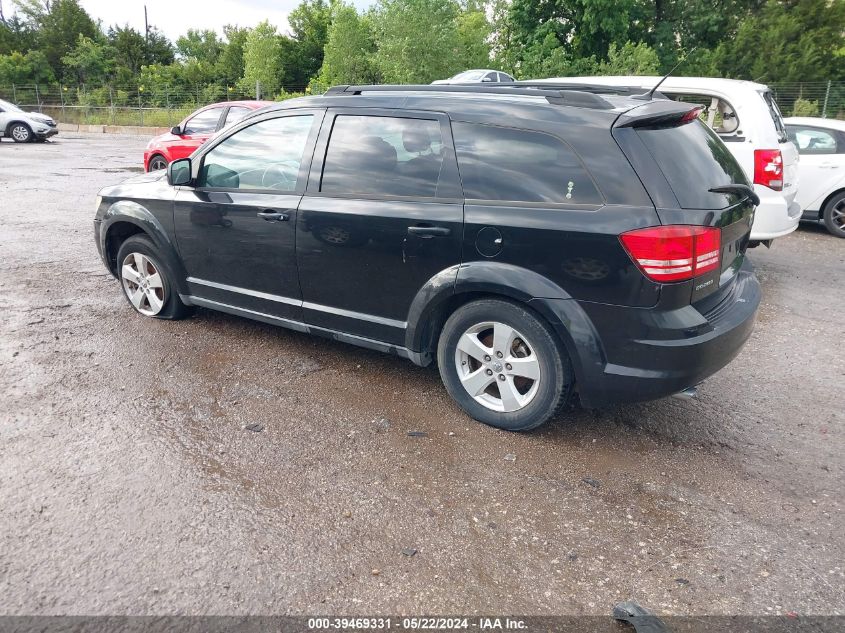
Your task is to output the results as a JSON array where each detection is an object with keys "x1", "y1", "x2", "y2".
[
  {"x1": 454, "y1": 321, "x2": 541, "y2": 412},
  {"x1": 149, "y1": 156, "x2": 167, "y2": 171},
  {"x1": 11, "y1": 125, "x2": 30, "y2": 142},
  {"x1": 121, "y1": 252, "x2": 166, "y2": 316},
  {"x1": 830, "y1": 199, "x2": 845, "y2": 232}
]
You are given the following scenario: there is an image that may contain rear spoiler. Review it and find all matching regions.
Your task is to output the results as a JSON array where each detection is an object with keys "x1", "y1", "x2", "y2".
[{"x1": 614, "y1": 101, "x2": 703, "y2": 128}]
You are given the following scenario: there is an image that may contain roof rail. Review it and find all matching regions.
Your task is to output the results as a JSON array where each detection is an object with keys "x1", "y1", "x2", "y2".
[
  {"x1": 323, "y1": 84, "x2": 614, "y2": 109},
  {"x1": 514, "y1": 81, "x2": 660, "y2": 97}
]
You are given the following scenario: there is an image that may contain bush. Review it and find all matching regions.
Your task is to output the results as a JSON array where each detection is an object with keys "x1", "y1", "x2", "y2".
[{"x1": 792, "y1": 97, "x2": 820, "y2": 117}]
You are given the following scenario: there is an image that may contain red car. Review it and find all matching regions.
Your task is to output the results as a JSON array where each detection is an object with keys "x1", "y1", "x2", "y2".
[{"x1": 143, "y1": 100, "x2": 273, "y2": 172}]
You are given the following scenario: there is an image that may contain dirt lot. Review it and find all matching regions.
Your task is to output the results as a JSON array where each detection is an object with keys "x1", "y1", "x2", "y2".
[{"x1": 0, "y1": 133, "x2": 842, "y2": 617}]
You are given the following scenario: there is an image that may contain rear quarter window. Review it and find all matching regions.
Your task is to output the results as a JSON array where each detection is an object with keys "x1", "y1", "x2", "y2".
[
  {"x1": 637, "y1": 120, "x2": 749, "y2": 209},
  {"x1": 452, "y1": 122, "x2": 602, "y2": 205}
]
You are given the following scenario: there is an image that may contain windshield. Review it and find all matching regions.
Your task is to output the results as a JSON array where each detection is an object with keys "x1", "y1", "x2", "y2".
[
  {"x1": 452, "y1": 70, "x2": 486, "y2": 81},
  {"x1": 0, "y1": 98, "x2": 23, "y2": 112}
]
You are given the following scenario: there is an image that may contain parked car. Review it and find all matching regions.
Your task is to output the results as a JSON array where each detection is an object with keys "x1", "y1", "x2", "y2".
[
  {"x1": 432, "y1": 69, "x2": 515, "y2": 84},
  {"x1": 0, "y1": 98, "x2": 58, "y2": 142},
  {"x1": 143, "y1": 100, "x2": 272, "y2": 172},
  {"x1": 785, "y1": 117, "x2": 845, "y2": 238},
  {"x1": 534, "y1": 76, "x2": 801, "y2": 245},
  {"x1": 95, "y1": 84, "x2": 760, "y2": 431}
]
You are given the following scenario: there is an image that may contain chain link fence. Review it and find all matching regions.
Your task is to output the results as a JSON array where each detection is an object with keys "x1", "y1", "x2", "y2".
[{"x1": 1, "y1": 81, "x2": 843, "y2": 128}]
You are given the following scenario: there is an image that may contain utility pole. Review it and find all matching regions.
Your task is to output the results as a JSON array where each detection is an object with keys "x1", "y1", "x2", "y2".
[{"x1": 144, "y1": 5, "x2": 149, "y2": 43}]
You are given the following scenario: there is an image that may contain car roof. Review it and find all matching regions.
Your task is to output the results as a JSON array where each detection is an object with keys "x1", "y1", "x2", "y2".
[
  {"x1": 259, "y1": 85, "x2": 661, "y2": 126},
  {"x1": 199, "y1": 100, "x2": 274, "y2": 110},
  {"x1": 785, "y1": 117, "x2": 845, "y2": 132},
  {"x1": 536, "y1": 76, "x2": 774, "y2": 94}
]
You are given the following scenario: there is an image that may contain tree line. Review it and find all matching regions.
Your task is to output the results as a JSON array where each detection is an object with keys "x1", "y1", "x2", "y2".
[{"x1": 1, "y1": 0, "x2": 843, "y2": 109}]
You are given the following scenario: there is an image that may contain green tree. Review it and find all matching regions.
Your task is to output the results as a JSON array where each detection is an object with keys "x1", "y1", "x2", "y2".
[
  {"x1": 0, "y1": 14, "x2": 36, "y2": 55},
  {"x1": 372, "y1": 0, "x2": 463, "y2": 83},
  {"x1": 598, "y1": 41, "x2": 660, "y2": 75},
  {"x1": 216, "y1": 24, "x2": 249, "y2": 86},
  {"x1": 282, "y1": 0, "x2": 332, "y2": 88},
  {"x1": 0, "y1": 48, "x2": 54, "y2": 83},
  {"x1": 318, "y1": 2, "x2": 378, "y2": 86},
  {"x1": 716, "y1": 0, "x2": 845, "y2": 83},
  {"x1": 176, "y1": 29, "x2": 223, "y2": 65},
  {"x1": 456, "y1": 2, "x2": 492, "y2": 69},
  {"x1": 241, "y1": 20, "x2": 283, "y2": 97},
  {"x1": 15, "y1": 0, "x2": 101, "y2": 77},
  {"x1": 107, "y1": 26, "x2": 146, "y2": 76},
  {"x1": 61, "y1": 33, "x2": 115, "y2": 83}
]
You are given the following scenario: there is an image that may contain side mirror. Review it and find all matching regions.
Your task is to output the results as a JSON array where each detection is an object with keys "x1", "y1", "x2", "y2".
[
  {"x1": 167, "y1": 158, "x2": 192, "y2": 186},
  {"x1": 170, "y1": 125, "x2": 182, "y2": 135},
  {"x1": 481, "y1": 76, "x2": 494, "y2": 82}
]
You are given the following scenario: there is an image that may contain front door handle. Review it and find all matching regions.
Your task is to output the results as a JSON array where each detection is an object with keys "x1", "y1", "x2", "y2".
[
  {"x1": 407, "y1": 225, "x2": 451, "y2": 237},
  {"x1": 257, "y1": 210, "x2": 290, "y2": 222}
]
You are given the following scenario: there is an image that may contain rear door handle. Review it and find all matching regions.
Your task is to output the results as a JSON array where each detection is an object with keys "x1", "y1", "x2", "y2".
[
  {"x1": 407, "y1": 225, "x2": 451, "y2": 237},
  {"x1": 257, "y1": 210, "x2": 289, "y2": 222}
]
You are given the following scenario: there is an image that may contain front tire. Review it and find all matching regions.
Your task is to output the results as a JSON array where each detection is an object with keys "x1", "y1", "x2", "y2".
[
  {"x1": 822, "y1": 192, "x2": 845, "y2": 238},
  {"x1": 9, "y1": 123, "x2": 32, "y2": 143},
  {"x1": 116, "y1": 235, "x2": 191, "y2": 320},
  {"x1": 437, "y1": 299, "x2": 573, "y2": 431},
  {"x1": 148, "y1": 155, "x2": 168, "y2": 171}
]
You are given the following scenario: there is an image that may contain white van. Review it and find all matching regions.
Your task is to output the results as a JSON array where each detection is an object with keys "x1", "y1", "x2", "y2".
[{"x1": 535, "y1": 77, "x2": 801, "y2": 244}]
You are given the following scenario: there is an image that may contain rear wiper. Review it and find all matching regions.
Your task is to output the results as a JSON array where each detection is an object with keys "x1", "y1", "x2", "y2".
[{"x1": 708, "y1": 184, "x2": 760, "y2": 207}]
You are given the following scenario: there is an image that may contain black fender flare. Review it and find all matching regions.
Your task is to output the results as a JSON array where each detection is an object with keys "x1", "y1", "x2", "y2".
[
  {"x1": 100, "y1": 202, "x2": 190, "y2": 296},
  {"x1": 404, "y1": 261, "x2": 606, "y2": 388}
]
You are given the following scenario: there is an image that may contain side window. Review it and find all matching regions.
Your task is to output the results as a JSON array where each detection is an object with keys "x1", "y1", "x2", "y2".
[
  {"x1": 452, "y1": 122, "x2": 602, "y2": 205},
  {"x1": 484, "y1": 72, "x2": 498, "y2": 82},
  {"x1": 669, "y1": 93, "x2": 740, "y2": 136},
  {"x1": 321, "y1": 115, "x2": 445, "y2": 198},
  {"x1": 199, "y1": 115, "x2": 314, "y2": 191},
  {"x1": 223, "y1": 106, "x2": 251, "y2": 128},
  {"x1": 183, "y1": 107, "x2": 224, "y2": 135},
  {"x1": 787, "y1": 126, "x2": 838, "y2": 155},
  {"x1": 498, "y1": 73, "x2": 515, "y2": 83}
]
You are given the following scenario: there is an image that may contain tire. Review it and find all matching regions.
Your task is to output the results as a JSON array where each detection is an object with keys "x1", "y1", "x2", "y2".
[
  {"x1": 115, "y1": 235, "x2": 192, "y2": 320},
  {"x1": 822, "y1": 192, "x2": 845, "y2": 238},
  {"x1": 148, "y1": 154, "x2": 168, "y2": 171},
  {"x1": 437, "y1": 298, "x2": 573, "y2": 431},
  {"x1": 9, "y1": 123, "x2": 32, "y2": 143}
]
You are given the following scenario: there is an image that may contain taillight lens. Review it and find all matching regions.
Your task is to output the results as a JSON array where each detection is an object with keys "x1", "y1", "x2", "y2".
[
  {"x1": 754, "y1": 149, "x2": 783, "y2": 191},
  {"x1": 620, "y1": 226, "x2": 721, "y2": 283}
]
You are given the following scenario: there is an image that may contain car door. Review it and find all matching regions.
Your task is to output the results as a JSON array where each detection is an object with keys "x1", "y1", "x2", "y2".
[
  {"x1": 174, "y1": 110, "x2": 323, "y2": 321},
  {"x1": 297, "y1": 109, "x2": 464, "y2": 345},
  {"x1": 169, "y1": 106, "x2": 226, "y2": 161},
  {"x1": 787, "y1": 124, "x2": 845, "y2": 211}
]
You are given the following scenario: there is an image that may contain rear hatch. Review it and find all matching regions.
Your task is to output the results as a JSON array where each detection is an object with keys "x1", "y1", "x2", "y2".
[
  {"x1": 613, "y1": 100, "x2": 756, "y2": 305},
  {"x1": 761, "y1": 90, "x2": 799, "y2": 205}
]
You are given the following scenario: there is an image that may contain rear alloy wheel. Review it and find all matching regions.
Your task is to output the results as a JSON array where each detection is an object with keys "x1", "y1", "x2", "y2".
[
  {"x1": 10, "y1": 123, "x2": 32, "y2": 143},
  {"x1": 115, "y1": 235, "x2": 191, "y2": 320},
  {"x1": 437, "y1": 299, "x2": 573, "y2": 431},
  {"x1": 148, "y1": 155, "x2": 168, "y2": 171},
  {"x1": 822, "y1": 193, "x2": 845, "y2": 238}
]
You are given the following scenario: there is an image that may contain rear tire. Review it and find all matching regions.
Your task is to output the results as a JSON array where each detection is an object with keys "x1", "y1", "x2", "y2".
[
  {"x1": 9, "y1": 123, "x2": 32, "y2": 143},
  {"x1": 822, "y1": 192, "x2": 845, "y2": 238},
  {"x1": 116, "y1": 235, "x2": 192, "y2": 320},
  {"x1": 437, "y1": 299, "x2": 573, "y2": 431}
]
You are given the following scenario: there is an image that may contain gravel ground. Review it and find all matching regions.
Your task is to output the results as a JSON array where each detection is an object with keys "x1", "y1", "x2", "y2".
[{"x1": 0, "y1": 133, "x2": 842, "y2": 617}]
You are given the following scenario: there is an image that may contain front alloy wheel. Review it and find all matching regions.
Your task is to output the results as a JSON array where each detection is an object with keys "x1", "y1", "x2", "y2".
[
  {"x1": 121, "y1": 252, "x2": 166, "y2": 316},
  {"x1": 10, "y1": 123, "x2": 32, "y2": 143},
  {"x1": 149, "y1": 155, "x2": 168, "y2": 171}
]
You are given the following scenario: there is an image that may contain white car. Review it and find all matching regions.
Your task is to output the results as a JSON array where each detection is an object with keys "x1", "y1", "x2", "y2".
[
  {"x1": 0, "y1": 98, "x2": 58, "y2": 143},
  {"x1": 533, "y1": 76, "x2": 801, "y2": 244},
  {"x1": 432, "y1": 69, "x2": 515, "y2": 84},
  {"x1": 785, "y1": 117, "x2": 845, "y2": 238}
]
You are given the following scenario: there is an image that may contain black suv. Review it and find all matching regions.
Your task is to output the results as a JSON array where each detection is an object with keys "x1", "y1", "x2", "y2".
[{"x1": 94, "y1": 84, "x2": 761, "y2": 431}]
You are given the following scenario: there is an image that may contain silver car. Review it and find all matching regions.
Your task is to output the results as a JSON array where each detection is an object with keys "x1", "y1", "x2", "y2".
[
  {"x1": 432, "y1": 69, "x2": 515, "y2": 84},
  {"x1": 0, "y1": 98, "x2": 58, "y2": 143}
]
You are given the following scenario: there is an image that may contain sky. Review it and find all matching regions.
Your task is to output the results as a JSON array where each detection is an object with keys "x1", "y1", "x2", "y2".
[{"x1": 8, "y1": 0, "x2": 373, "y2": 42}]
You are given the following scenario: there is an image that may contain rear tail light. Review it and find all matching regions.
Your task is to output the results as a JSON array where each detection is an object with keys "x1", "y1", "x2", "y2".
[
  {"x1": 753, "y1": 149, "x2": 783, "y2": 191},
  {"x1": 620, "y1": 226, "x2": 721, "y2": 283}
]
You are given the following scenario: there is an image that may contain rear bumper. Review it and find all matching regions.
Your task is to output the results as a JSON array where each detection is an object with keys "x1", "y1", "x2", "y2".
[
  {"x1": 750, "y1": 190, "x2": 801, "y2": 241},
  {"x1": 532, "y1": 257, "x2": 761, "y2": 408}
]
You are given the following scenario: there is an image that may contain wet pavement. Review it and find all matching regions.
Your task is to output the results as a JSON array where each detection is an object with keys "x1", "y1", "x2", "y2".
[{"x1": 0, "y1": 134, "x2": 842, "y2": 616}]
